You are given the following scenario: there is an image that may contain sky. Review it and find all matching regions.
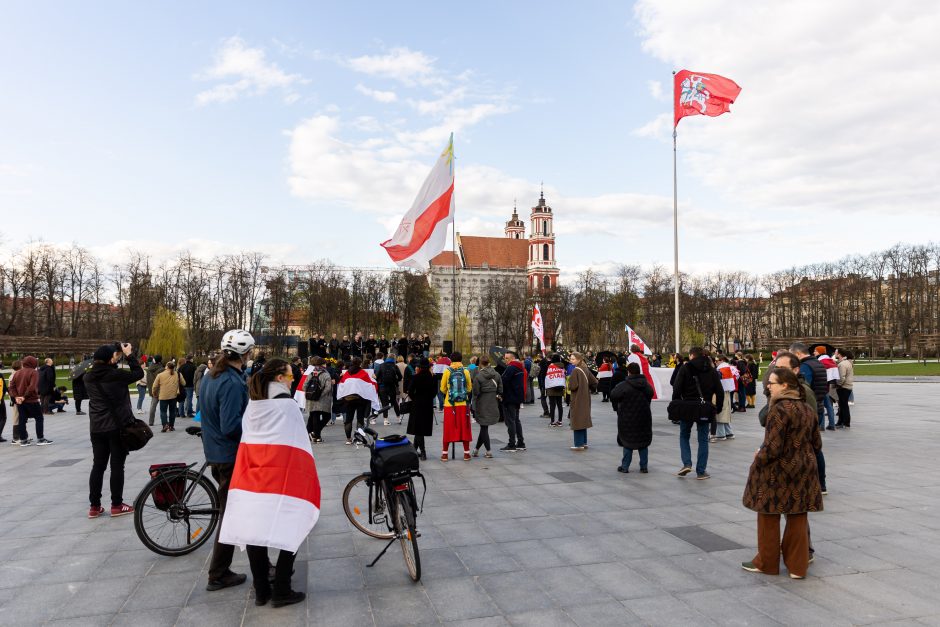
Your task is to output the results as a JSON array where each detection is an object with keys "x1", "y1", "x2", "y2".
[{"x1": 1, "y1": 1, "x2": 938, "y2": 279}]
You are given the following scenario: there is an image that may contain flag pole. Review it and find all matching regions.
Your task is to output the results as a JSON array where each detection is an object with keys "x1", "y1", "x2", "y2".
[
  {"x1": 451, "y1": 133, "x2": 457, "y2": 354},
  {"x1": 672, "y1": 71, "x2": 681, "y2": 355}
]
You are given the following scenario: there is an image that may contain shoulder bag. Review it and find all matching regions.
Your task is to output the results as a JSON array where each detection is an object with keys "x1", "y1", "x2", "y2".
[{"x1": 90, "y1": 375, "x2": 153, "y2": 452}]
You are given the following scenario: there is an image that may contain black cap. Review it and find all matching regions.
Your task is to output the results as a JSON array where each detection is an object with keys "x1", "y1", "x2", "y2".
[{"x1": 94, "y1": 345, "x2": 116, "y2": 362}]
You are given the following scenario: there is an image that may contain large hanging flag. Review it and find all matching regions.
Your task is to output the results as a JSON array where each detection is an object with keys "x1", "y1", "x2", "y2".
[
  {"x1": 531, "y1": 304, "x2": 546, "y2": 354},
  {"x1": 381, "y1": 134, "x2": 455, "y2": 269},
  {"x1": 625, "y1": 324, "x2": 652, "y2": 355},
  {"x1": 220, "y1": 396, "x2": 321, "y2": 553},
  {"x1": 674, "y1": 70, "x2": 742, "y2": 127}
]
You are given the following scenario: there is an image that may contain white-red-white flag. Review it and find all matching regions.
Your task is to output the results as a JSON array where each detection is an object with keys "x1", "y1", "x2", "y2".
[
  {"x1": 531, "y1": 304, "x2": 546, "y2": 354},
  {"x1": 625, "y1": 324, "x2": 652, "y2": 355},
  {"x1": 381, "y1": 134, "x2": 455, "y2": 269},
  {"x1": 220, "y1": 397, "x2": 321, "y2": 553},
  {"x1": 293, "y1": 365, "x2": 315, "y2": 409},
  {"x1": 337, "y1": 369, "x2": 381, "y2": 411}
]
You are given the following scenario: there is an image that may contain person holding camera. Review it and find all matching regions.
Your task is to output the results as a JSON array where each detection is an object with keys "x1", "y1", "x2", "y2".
[{"x1": 84, "y1": 342, "x2": 143, "y2": 518}]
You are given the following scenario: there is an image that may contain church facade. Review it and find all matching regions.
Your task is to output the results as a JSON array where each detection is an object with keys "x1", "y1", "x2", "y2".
[{"x1": 428, "y1": 192, "x2": 559, "y2": 350}]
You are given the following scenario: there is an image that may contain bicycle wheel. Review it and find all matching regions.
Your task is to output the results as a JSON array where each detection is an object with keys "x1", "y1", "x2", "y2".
[
  {"x1": 395, "y1": 491, "x2": 421, "y2": 582},
  {"x1": 343, "y1": 473, "x2": 394, "y2": 539},
  {"x1": 134, "y1": 469, "x2": 219, "y2": 556}
]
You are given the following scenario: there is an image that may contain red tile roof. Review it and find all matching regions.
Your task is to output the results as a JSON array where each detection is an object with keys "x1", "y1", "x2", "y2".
[
  {"x1": 459, "y1": 236, "x2": 528, "y2": 269},
  {"x1": 430, "y1": 250, "x2": 459, "y2": 267}
]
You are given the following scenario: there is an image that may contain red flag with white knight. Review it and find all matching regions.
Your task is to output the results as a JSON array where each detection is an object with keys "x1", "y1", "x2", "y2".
[{"x1": 674, "y1": 70, "x2": 741, "y2": 127}]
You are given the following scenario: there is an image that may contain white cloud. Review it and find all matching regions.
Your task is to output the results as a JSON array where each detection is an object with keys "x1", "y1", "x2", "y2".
[
  {"x1": 344, "y1": 47, "x2": 439, "y2": 86},
  {"x1": 646, "y1": 79, "x2": 665, "y2": 101},
  {"x1": 633, "y1": 1, "x2": 940, "y2": 216},
  {"x1": 195, "y1": 36, "x2": 306, "y2": 106},
  {"x1": 355, "y1": 83, "x2": 398, "y2": 103}
]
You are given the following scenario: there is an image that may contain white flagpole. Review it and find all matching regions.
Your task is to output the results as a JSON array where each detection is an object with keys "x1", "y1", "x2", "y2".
[{"x1": 672, "y1": 71, "x2": 681, "y2": 355}]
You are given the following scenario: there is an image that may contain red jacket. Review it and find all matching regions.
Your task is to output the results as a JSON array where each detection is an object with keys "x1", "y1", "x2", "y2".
[{"x1": 10, "y1": 356, "x2": 40, "y2": 403}]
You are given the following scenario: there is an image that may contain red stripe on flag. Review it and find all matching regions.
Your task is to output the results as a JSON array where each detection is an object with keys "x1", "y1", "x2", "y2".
[
  {"x1": 230, "y1": 443, "x2": 321, "y2": 507},
  {"x1": 381, "y1": 183, "x2": 454, "y2": 262}
]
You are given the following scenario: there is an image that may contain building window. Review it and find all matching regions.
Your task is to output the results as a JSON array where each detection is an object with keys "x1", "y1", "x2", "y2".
[
  {"x1": 543, "y1": 275, "x2": 551, "y2": 289},
  {"x1": 543, "y1": 243, "x2": 549, "y2": 260},
  {"x1": 543, "y1": 221, "x2": 548, "y2": 235}
]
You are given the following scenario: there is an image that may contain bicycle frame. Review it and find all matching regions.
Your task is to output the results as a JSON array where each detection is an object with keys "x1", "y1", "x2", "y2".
[{"x1": 149, "y1": 460, "x2": 214, "y2": 513}]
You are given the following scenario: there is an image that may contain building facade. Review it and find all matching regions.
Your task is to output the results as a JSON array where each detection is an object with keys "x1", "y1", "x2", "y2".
[{"x1": 429, "y1": 192, "x2": 559, "y2": 350}]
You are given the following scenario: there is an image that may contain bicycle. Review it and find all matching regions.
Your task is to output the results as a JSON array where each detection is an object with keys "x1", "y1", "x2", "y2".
[
  {"x1": 342, "y1": 416, "x2": 425, "y2": 582},
  {"x1": 133, "y1": 426, "x2": 220, "y2": 556}
]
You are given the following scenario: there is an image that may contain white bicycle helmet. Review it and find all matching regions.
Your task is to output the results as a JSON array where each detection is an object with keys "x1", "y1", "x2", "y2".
[{"x1": 220, "y1": 329, "x2": 255, "y2": 356}]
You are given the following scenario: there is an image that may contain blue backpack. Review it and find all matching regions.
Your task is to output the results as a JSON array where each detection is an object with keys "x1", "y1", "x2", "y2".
[{"x1": 447, "y1": 367, "x2": 469, "y2": 404}]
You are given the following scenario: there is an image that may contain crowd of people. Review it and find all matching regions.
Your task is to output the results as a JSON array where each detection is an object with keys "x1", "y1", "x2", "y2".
[{"x1": 0, "y1": 330, "x2": 860, "y2": 586}]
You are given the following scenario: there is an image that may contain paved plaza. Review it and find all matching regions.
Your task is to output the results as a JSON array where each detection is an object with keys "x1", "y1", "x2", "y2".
[{"x1": 1, "y1": 380, "x2": 939, "y2": 626}]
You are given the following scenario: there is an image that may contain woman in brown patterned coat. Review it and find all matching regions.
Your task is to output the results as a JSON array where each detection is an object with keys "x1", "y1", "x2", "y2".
[{"x1": 742, "y1": 367, "x2": 822, "y2": 579}]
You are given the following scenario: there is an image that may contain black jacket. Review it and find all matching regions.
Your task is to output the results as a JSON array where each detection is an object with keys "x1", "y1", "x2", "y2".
[
  {"x1": 84, "y1": 357, "x2": 144, "y2": 433},
  {"x1": 406, "y1": 369, "x2": 437, "y2": 436},
  {"x1": 397, "y1": 338, "x2": 409, "y2": 357},
  {"x1": 377, "y1": 361, "x2": 402, "y2": 389},
  {"x1": 799, "y1": 356, "x2": 828, "y2": 412},
  {"x1": 38, "y1": 364, "x2": 56, "y2": 395},
  {"x1": 178, "y1": 361, "x2": 196, "y2": 387},
  {"x1": 611, "y1": 374, "x2": 654, "y2": 450},
  {"x1": 609, "y1": 369, "x2": 627, "y2": 410},
  {"x1": 671, "y1": 356, "x2": 724, "y2": 416}
]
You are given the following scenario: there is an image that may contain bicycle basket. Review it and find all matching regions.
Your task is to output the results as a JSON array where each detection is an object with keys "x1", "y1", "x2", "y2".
[
  {"x1": 148, "y1": 463, "x2": 187, "y2": 511},
  {"x1": 370, "y1": 438, "x2": 419, "y2": 479}
]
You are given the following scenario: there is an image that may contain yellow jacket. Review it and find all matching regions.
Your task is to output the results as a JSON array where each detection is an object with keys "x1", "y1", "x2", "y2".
[
  {"x1": 152, "y1": 369, "x2": 184, "y2": 401},
  {"x1": 439, "y1": 362, "x2": 472, "y2": 407}
]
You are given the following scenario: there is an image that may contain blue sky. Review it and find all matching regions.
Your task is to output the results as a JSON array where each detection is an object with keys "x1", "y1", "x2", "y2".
[{"x1": 2, "y1": 1, "x2": 937, "y2": 277}]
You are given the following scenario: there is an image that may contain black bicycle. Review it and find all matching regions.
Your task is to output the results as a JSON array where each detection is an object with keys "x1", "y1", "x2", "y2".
[
  {"x1": 133, "y1": 426, "x2": 220, "y2": 556},
  {"x1": 342, "y1": 421, "x2": 425, "y2": 582}
]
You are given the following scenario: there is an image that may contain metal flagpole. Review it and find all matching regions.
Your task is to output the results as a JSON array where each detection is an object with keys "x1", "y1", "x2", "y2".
[
  {"x1": 451, "y1": 135, "x2": 457, "y2": 353},
  {"x1": 672, "y1": 73, "x2": 681, "y2": 355}
]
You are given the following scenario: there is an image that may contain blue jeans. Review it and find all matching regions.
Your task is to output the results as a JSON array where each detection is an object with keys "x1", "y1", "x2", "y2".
[
  {"x1": 621, "y1": 447, "x2": 648, "y2": 470},
  {"x1": 136, "y1": 384, "x2": 147, "y2": 410},
  {"x1": 178, "y1": 387, "x2": 194, "y2": 417},
  {"x1": 821, "y1": 395, "x2": 835, "y2": 428},
  {"x1": 573, "y1": 428, "x2": 587, "y2": 447},
  {"x1": 737, "y1": 387, "x2": 747, "y2": 409},
  {"x1": 716, "y1": 422, "x2": 734, "y2": 437},
  {"x1": 679, "y1": 420, "x2": 709, "y2": 475}
]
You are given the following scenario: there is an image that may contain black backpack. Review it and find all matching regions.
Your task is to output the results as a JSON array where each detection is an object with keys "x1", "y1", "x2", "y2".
[
  {"x1": 379, "y1": 363, "x2": 398, "y2": 387},
  {"x1": 305, "y1": 368, "x2": 325, "y2": 401}
]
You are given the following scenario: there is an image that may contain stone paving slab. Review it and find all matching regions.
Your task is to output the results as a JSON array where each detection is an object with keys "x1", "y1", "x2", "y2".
[{"x1": 0, "y1": 381, "x2": 938, "y2": 625}]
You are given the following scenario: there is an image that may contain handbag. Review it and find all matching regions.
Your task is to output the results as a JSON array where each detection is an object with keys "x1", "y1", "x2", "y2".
[
  {"x1": 90, "y1": 375, "x2": 153, "y2": 451},
  {"x1": 667, "y1": 376, "x2": 716, "y2": 423},
  {"x1": 399, "y1": 397, "x2": 413, "y2": 415}
]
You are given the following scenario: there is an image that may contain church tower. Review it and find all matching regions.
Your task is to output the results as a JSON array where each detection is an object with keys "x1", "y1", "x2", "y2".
[
  {"x1": 527, "y1": 189, "x2": 559, "y2": 291},
  {"x1": 504, "y1": 203, "x2": 525, "y2": 239}
]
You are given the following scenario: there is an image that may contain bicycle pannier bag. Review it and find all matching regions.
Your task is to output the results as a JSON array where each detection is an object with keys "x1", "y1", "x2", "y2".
[
  {"x1": 371, "y1": 438, "x2": 420, "y2": 478},
  {"x1": 148, "y1": 463, "x2": 187, "y2": 511}
]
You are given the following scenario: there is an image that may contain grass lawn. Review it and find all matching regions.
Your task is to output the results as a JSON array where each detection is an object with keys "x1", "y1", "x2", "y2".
[{"x1": 851, "y1": 361, "x2": 940, "y2": 376}]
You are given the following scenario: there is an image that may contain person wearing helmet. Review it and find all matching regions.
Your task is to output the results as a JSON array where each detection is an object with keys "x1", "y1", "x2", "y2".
[{"x1": 200, "y1": 329, "x2": 254, "y2": 592}]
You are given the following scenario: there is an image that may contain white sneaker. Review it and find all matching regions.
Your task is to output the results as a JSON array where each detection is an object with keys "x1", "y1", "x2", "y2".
[
  {"x1": 383, "y1": 419, "x2": 390, "y2": 426},
  {"x1": 137, "y1": 409, "x2": 144, "y2": 414}
]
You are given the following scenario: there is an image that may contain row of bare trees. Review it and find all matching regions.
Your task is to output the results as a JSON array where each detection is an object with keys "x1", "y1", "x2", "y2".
[{"x1": 4, "y1": 240, "x2": 940, "y2": 356}]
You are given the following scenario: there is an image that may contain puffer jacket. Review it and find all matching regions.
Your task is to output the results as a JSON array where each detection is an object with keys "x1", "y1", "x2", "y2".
[
  {"x1": 611, "y1": 374, "x2": 653, "y2": 450},
  {"x1": 84, "y1": 357, "x2": 144, "y2": 433},
  {"x1": 799, "y1": 356, "x2": 828, "y2": 412},
  {"x1": 471, "y1": 366, "x2": 502, "y2": 426}
]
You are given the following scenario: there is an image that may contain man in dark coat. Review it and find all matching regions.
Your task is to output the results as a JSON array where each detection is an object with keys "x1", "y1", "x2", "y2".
[
  {"x1": 406, "y1": 358, "x2": 437, "y2": 460},
  {"x1": 500, "y1": 352, "x2": 527, "y2": 452},
  {"x1": 671, "y1": 347, "x2": 724, "y2": 480},
  {"x1": 328, "y1": 333, "x2": 340, "y2": 359},
  {"x1": 608, "y1": 356, "x2": 628, "y2": 411},
  {"x1": 38, "y1": 358, "x2": 56, "y2": 414},
  {"x1": 611, "y1": 363, "x2": 653, "y2": 472},
  {"x1": 84, "y1": 343, "x2": 144, "y2": 517},
  {"x1": 790, "y1": 343, "x2": 828, "y2": 428},
  {"x1": 178, "y1": 356, "x2": 197, "y2": 417}
]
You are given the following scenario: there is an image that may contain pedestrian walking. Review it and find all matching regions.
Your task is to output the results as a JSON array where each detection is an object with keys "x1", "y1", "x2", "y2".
[
  {"x1": 84, "y1": 342, "x2": 142, "y2": 518},
  {"x1": 135, "y1": 358, "x2": 148, "y2": 414},
  {"x1": 9, "y1": 355, "x2": 53, "y2": 446},
  {"x1": 671, "y1": 347, "x2": 723, "y2": 480},
  {"x1": 200, "y1": 329, "x2": 254, "y2": 593},
  {"x1": 152, "y1": 362, "x2": 184, "y2": 432},
  {"x1": 406, "y1": 358, "x2": 436, "y2": 460},
  {"x1": 376, "y1": 355, "x2": 403, "y2": 425},
  {"x1": 304, "y1": 357, "x2": 333, "y2": 442},
  {"x1": 146, "y1": 355, "x2": 164, "y2": 426},
  {"x1": 567, "y1": 352, "x2": 597, "y2": 451},
  {"x1": 712, "y1": 356, "x2": 737, "y2": 441},
  {"x1": 178, "y1": 356, "x2": 197, "y2": 417},
  {"x1": 611, "y1": 362, "x2": 653, "y2": 473},
  {"x1": 742, "y1": 366, "x2": 823, "y2": 579},
  {"x1": 470, "y1": 355, "x2": 501, "y2": 458},
  {"x1": 337, "y1": 358, "x2": 379, "y2": 445},
  {"x1": 439, "y1": 352, "x2": 473, "y2": 461}
]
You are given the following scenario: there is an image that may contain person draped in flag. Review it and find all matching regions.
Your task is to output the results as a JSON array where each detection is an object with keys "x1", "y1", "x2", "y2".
[
  {"x1": 199, "y1": 329, "x2": 253, "y2": 593},
  {"x1": 815, "y1": 347, "x2": 839, "y2": 430},
  {"x1": 597, "y1": 356, "x2": 613, "y2": 402},
  {"x1": 713, "y1": 355, "x2": 737, "y2": 442},
  {"x1": 627, "y1": 344, "x2": 657, "y2": 400},
  {"x1": 219, "y1": 358, "x2": 318, "y2": 608},
  {"x1": 439, "y1": 351, "x2": 473, "y2": 461},
  {"x1": 337, "y1": 358, "x2": 380, "y2": 445}
]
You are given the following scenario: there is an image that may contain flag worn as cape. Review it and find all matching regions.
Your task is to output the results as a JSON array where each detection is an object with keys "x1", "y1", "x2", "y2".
[
  {"x1": 337, "y1": 369, "x2": 381, "y2": 411},
  {"x1": 220, "y1": 396, "x2": 321, "y2": 553}
]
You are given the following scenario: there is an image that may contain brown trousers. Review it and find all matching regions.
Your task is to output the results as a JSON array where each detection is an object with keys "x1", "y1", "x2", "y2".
[{"x1": 751, "y1": 512, "x2": 809, "y2": 576}]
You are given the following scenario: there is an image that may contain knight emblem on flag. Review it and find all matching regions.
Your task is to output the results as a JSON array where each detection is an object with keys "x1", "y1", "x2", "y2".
[{"x1": 679, "y1": 75, "x2": 710, "y2": 114}]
